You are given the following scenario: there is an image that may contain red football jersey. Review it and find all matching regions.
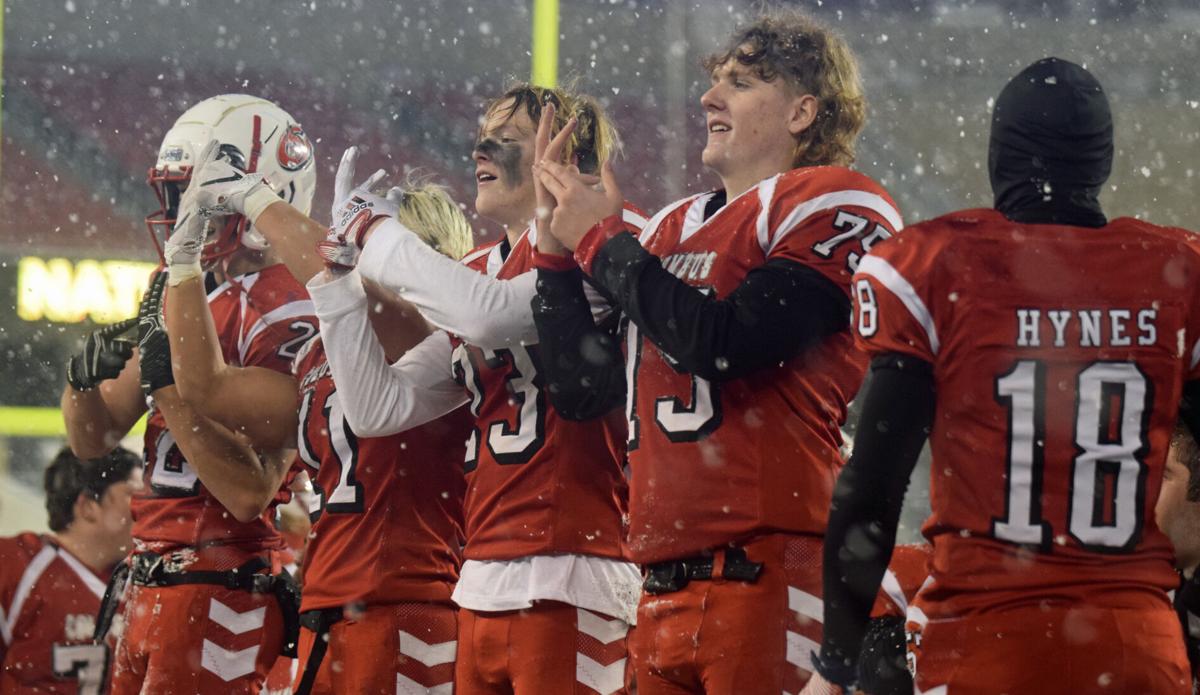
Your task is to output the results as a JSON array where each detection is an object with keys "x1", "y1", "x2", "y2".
[
  {"x1": 449, "y1": 211, "x2": 645, "y2": 561},
  {"x1": 134, "y1": 264, "x2": 317, "y2": 554},
  {"x1": 854, "y1": 208, "x2": 1200, "y2": 618},
  {"x1": 623, "y1": 167, "x2": 903, "y2": 563},
  {"x1": 0, "y1": 533, "x2": 112, "y2": 694},
  {"x1": 870, "y1": 543, "x2": 932, "y2": 619},
  {"x1": 294, "y1": 337, "x2": 470, "y2": 611}
]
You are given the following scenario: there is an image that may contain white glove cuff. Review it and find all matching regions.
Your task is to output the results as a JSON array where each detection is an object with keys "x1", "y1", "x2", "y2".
[
  {"x1": 243, "y1": 187, "x2": 282, "y2": 224},
  {"x1": 167, "y1": 261, "x2": 203, "y2": 287}
]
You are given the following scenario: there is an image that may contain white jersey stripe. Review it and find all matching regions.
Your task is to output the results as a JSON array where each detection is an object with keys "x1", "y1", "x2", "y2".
[
  {"x1": 1, "y1": 544, "x2": 56, "y2": 645},
  {"x1": 55, "y1": 548, "x2": 106, "y2": 600},
  {"x1": 638, "y1": 195, "x2": 699, "y2": 246},
  {"x1": 1190, "y1": 334, "x2": 1200, "y2": 371},
  {"x1": 857, "y1": 255, "x2": 940, "y2": 355},
  {"x1": 622, "y1": 207, "x2": 649, "y2": 231},
  {"x1": 879, "y1": 568, "x2": 908, "y2": 615},
  {"x1": 769, "y1": 189, "x2": 905, "y2": 254},
  {"x1": 754, "y1": 174, "x2": 779, "y2": 253}
]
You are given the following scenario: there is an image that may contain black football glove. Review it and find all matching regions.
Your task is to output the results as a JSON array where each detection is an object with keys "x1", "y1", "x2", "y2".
[
  {"x1": 137, "y1": 272, "x2": 175, "y2": 397},
  {"x1": 65, "y1": 318, "x2": 137, "y2": 391}
]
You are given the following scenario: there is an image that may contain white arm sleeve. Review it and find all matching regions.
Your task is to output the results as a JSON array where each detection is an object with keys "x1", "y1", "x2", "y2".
[
  {"x1": 307, "y1": 270, "x2": 467, "y2": 437},
  {"x1": 356, "y1": 218, "x2": 540, "y2": 348}
]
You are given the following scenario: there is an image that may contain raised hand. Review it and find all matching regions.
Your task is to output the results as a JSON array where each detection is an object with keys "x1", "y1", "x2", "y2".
[
  {"x1": 533, "y1": 102, "x2": 568, "y2": 256},
  {"x1": 185, "y1": 139, "x2": 279, "y2": 222},
  {"x1": 165, "y1": 170, "x2": 210, "y2": 286},
  {"x1": 321, "y1": 150, "x2": 401, "y2": 270},
  {"x1": 535, "y1": 143, "x2": 623, "y2": 252},
  {"x1": 315, "y1": 211, "x2": 376, "y2": 276},
  {"x1": 332, "y1": 146, "x2": 387, "y2": 223},
  {"x1": 65, "y1": 318, "x2": 137, "y2": 392},
  {"x1": 137, "y1": 272, "x2": 174, "y2": 397}
]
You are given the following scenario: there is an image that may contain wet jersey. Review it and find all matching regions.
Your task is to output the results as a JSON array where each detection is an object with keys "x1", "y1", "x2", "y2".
[
  {"x1": 294, "y1": 337, "x2": 470, "y2": 611},
  {"x1": 624, "y1": 167, "x2": 903, "y2": 563},
  {"x1": 870, "y1": 543, "x2": 932, "y2": 620},
  {"x1": 450, "y1": 210, "x2": 645, "y2": 561},
  {"x1": 853, "y1": 207, "x2": 1200, "y2": 618},
  {"x1": 0, "y1": 534, "x2": 112, "y2": 694},
  {"x1": 134, "y1": 264, "x2": 317, "y2": 554}
]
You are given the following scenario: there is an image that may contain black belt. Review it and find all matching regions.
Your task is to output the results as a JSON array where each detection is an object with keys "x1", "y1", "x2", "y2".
[
  {"x1": 128, "y1": 552, "x2": 274, "y2": 591},
  {"x1": 295, "y1": 607, "x2": 346, "y2": 695},
  {"x1": 95, "y1": 552, "x2": 301, "y2": 657},
  {"x1": 643, "y1": 547, "x2": 764, "y2": 595}
]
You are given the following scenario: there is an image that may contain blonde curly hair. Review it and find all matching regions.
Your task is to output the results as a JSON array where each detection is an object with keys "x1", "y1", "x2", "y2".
[{"x1": 704, "y1": 10, "x2": 866, "y2": 168}]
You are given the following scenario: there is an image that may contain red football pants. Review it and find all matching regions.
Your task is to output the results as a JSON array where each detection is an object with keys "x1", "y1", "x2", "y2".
[
  {"x1": 631, "y1": 534, "x2": 822, "y2": 695},
  {"x1": 110, "y1": 581, "x2": 284, "y2": 694},
  {"x1": 293, "y1": 601, "x2": 457, "y2": 694},
  {"x1": 263, "y1": 655, "x2": 295, "y2": 694},
  {"x1": 909, "y1": 604, "x2": 1190, "y2": 694},
  {"x1": 456, "y1": 600, "x2": 630, "y2": 695}
]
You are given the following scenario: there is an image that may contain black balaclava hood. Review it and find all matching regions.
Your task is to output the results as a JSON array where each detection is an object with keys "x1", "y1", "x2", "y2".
[{"x1": 988, "y1": 57, "x2": 1113, "y2": 228}]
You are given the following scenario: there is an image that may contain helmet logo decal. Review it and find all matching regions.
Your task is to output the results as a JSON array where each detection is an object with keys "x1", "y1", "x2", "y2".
[
  {"x1": 277, "y1": 124, "x2": 313, "y2": 171},
  {"x1": 161, "y1": 146, "x2": 186, "y2": 163},
  {"x1": 217, "y1": 144, "x2": 247, "y2": 171}
]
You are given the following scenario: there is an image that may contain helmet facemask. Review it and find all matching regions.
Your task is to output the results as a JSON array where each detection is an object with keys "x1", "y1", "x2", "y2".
[{"x1": 147, "y1": 95, "x2": 316, "y2": 266}]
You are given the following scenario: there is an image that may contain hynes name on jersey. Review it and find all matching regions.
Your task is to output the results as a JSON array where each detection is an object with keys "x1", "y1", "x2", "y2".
[{"x1": 1015, "y1": 307, "x2": 1158, "y2": 349}]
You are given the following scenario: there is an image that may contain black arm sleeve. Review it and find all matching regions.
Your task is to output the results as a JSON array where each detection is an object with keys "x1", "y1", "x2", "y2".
[
  {"x1": 530, "y1": 266, "x2": 626, "y2": 421},
  {"x1": 815, "y1": 353, "x2": 935, "y2": 688},
  {"x1": 589, "y1": 232, "x2": 850, "y2": 382}
]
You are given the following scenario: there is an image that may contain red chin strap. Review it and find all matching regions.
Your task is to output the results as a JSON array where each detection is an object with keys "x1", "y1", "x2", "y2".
[{"x1": 145, "y1": 165, "x2": 248, "y2": 266}]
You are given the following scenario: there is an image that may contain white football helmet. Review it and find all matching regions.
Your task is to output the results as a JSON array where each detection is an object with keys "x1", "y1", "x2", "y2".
[{"x1": 146, "y1": 94, "x2": 316, "y2": 263}]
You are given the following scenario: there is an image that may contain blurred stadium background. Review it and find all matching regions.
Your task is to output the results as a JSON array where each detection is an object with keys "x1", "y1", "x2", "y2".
[{"x1": 1, "y1": 0, "x2": 1197, "y2": 539}]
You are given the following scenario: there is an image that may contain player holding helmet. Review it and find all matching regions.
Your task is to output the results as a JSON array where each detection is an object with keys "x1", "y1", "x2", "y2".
[
  {"x1": 162, "y1": 137, "x2": 474, "y2": 693},
  {"x1": 192, "y1": 83, "x2": 645, "y2": 694},
  {"x1": 60, "y1": 93, "x2": 318, "y2": 694}
]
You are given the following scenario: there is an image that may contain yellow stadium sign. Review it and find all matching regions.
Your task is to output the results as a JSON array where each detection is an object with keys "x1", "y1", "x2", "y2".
[{"x1": 17, "y1": 257, "x2": 158, "y2": 324}]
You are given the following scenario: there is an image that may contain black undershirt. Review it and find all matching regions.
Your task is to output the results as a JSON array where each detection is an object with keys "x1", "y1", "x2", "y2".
[{"x1": 531, "y1": 195, "x2": 851, "y2": 420}]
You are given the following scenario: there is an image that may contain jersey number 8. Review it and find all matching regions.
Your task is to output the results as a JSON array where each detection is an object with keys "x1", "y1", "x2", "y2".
[{"x1": 992, "y1": 360, "x2": 1149, "y2": 552}]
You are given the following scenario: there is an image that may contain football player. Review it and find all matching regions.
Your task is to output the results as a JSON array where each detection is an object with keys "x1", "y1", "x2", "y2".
[
  {"x1": 529, "y1": 10, "x2": 901, "y2": 693},
  {"x1": 0, "y1": 446, "x2": 140, "y2": 694},
  {"x1": 60, "y1": 94, "x2": 318, "y2": 694},
  {"x1": 162, "y1": 145, "x2": 474, "y2": 694},
  {"x1": 1158, "y1": 425, "x2": 1200, "y2": 687},
  {"x1": 807, "y1": 58, "x2": 1196, "y2": 694},
  {"x1": 291, "y1": 85, "x2": 643, "y2": 694}
]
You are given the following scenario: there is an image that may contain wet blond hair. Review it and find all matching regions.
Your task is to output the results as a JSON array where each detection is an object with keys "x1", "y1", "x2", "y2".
[
  {"x1": 392, "y1": 176, "x2": 474, "y2": 261},
  {"x1": 481, "y1": 81, "x2": 622, "y2": 174},
  {"x1": 704, "y1": 10, "x2": 866, "y2": 168}
]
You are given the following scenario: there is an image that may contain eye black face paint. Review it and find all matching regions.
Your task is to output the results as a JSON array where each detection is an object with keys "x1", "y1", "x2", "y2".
[{"x1": 475, "y1": 137, "x2": 526, "y2": 190}]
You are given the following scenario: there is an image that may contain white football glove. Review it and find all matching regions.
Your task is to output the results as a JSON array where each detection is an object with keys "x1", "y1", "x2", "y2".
[
  {"x1": 332, "y1": 146, "x2": 387, "y2": 223},
  {"x1": 318, "y1": 191, "x2": 400, "y2": 275},
  {"x1": 187, "y1": 138, "x2": 281, "y2": 224},
  {"x1": 164, "y1": 140, "x2": 216, "y2": 285}
]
